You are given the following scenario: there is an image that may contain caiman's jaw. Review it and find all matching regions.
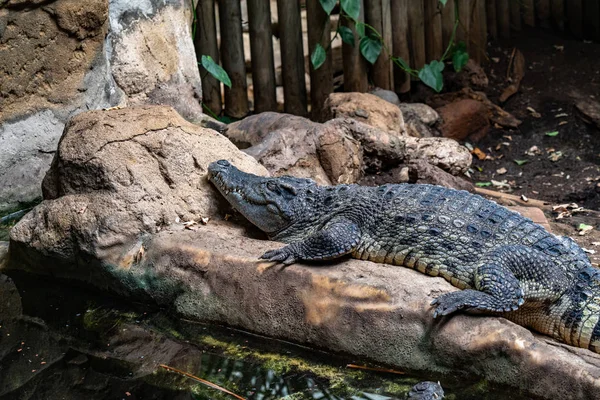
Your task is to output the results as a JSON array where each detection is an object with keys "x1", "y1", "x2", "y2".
[{"x1": 208, "y1": 159, "x2": 313, "y2": 234}]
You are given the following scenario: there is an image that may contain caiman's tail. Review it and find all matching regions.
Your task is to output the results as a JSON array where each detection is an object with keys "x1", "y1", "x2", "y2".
[{"x1": 551, "y1": 267, "x2": 600, "y2": 352}]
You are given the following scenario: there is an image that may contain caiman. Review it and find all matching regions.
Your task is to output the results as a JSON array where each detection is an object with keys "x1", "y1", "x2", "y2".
[{"x1": 208, "y1": 159, "x2": 600, "y2": 353}]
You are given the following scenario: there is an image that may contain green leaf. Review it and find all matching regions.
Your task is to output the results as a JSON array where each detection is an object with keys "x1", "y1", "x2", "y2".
[
  {"x1": 319, "y1": 0, "x2": 336, "y2": 15},
  {"x1": 452, "y1": 41, "x2": 469, "y2": 72},
  {"x1": 355, "y1": 22, "x2": 365, "y2": 37},
  {"x1": 393, "y1": 56, "x2": 411, "y2": 71},
  {"x1": 338, "y1": 26, "x2": 355, "y2": 47},
  {"x1": 514, "y1": 159, "x2": 529, "y2": 166},
  {"x1": 579, "y1": 223, "x2": 593, "y2": 230},
  {"x1": 475, "y1": 182, "x2": 492, "y2": 187},
  {"x1": 311, "y1": 44, "x2": 327, "y2": 70},
  {"x1": 359, "y1": 35, "x2": 382, "y2": 64},
  {"x1": 418, "y1": 60, "x2": 445, "y2": 92},
  {"x1": 201, "y1": 55, "x2": 231, "y2": 88},
  {"x1": 545, "y1": 131, "x2": 559, "y2": 137},
  {"x1": 341, "y1": 0, "x2": 360, "y2": 21},
  {"x1": 439, "y1": 0, "x2": 447, "y2": 5}
]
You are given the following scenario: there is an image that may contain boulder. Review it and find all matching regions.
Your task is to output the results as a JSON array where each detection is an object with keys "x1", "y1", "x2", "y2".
[
  {"x1": 398, "y1": 103, "x2": 441, "y2": 138},
  {"x1": 369, "y1": 88, "x2": 401, "y2": 106},
  {"x1": 324, "y1": 92, "x2": 406, "y2": 136},
  {"x1": 0, "y1": 0, "x2": 203, "y2": 213},
  {"x1": 437, "y1": 99, "x2": 490, "y2": 141},
  {"x1": 15, "y1": 105, "x2": 266, "y2": 268}
]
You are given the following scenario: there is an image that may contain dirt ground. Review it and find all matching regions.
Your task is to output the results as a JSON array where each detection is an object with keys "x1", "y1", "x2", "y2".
[{"x1": 466, "y1": 28, "x2": 600, "y2": 265}]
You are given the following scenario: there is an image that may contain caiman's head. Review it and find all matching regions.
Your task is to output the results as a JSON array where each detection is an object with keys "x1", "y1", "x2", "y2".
[{"x1": 208, "y1": 160, "x2": 314, "y2": 234}]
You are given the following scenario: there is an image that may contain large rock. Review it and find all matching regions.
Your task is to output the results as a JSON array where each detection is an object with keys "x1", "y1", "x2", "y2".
[
  {"x1": 0, "y1": 0, "x2": 203, "y2": 213},
  {"x1": 324, "y1": 92, "x2": 406, "y2": 136},
  {"x1": 7, "y1": 223, "x2": 600, "y2": 400},
  {"x1": 14, "y1": 106, "x2": 266, "y2": 267},
  {"x1": 398, "y1": 103, "x2": 441, "y2": 138}
]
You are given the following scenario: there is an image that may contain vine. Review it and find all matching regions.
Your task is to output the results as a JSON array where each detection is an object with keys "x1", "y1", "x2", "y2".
[{"x1": 312, "y1": 0, "x2": 469, "y2": 93}]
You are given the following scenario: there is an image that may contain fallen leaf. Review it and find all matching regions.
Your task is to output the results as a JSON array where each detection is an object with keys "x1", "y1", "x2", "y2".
[
  {"x1": 475, "y1": 182, "x2": 492, "y2": 187},
  {"x1": 579, "y1": 223, "x2": 594, "y2": 236},
  {"x1": 472, "y1": 147, "x2": 487, "y2": 160},
  {"x1": 521, "y1": 194, "x2": 529, "y2": 202},
  {"x1": 558, "y1": 121, "x2": 568, "y2": 126},
  {"x1": 201, "y1": 217, "x2": 210, "y2": 225},
  {"x1": 554, "y1": 113, "x2": 568, "y2": 118},
  {"x1": 583, "y1": 248, "x2": 596, "y2": 255},
  {"x1": 548, "y1": 151, "x2": 563, "y2": 162},
  {"x1": 545, "y1": 131, "x2": 559, "y2": 137},
  {"x1": 525, "y1": 145, "x2": 541, "y2": 156},
  {"x1": 491, "y1": 179, "x2": 511, "y2": 188},
  {"x1": 554, "y1": 45, "x2": 564, "y2": 51},
  {"x1": 496, "y1": 167, "x2": 507, "y2": 175},
  {"x1": 514, "y1": 159, "x2": 529, "y2": 166},
  {"x1": 527, "y1": 107, "x2": 541, "y2": 118}
]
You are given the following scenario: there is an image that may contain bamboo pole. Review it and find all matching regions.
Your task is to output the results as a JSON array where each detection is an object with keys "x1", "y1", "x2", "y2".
[
  {"x1": 456, "y1": 0, "x2": 471, "y2": 51},
  {"x1": 342, "y1": 0, "x2": 368, "y2": 92},
  {"x1": 306, "y1": 0, "x2": 333, "y2": 121},
  {"x1": 218, "y1": 0, "x2": 248, "y2": 118},
  {"x1": 497, "y1": 0, "x2": 510, "y2": 39},
  {"x1": 486, "y1": 0, "x2": 497, "y2": 39},
  {"x1": 247, "y1": 0, "x2": 277, "y2": 113},
  {"x1": 536, "y1": 0, "x2": 551, "y2": 28},
  {"x1": 510, "y1": 0, "x2": 522, "y2": 31},
  {"x1": 441, "y1": 0, "x2": 456, "y2": 47},
  {"x1": 276, "y1": 0, "x2": 308, "y2": 116},
  {"x1": 408, "y1": 0, "x2": 426, "y2": 70},
  {"x1": 469, "y1": 0, "x2": 485, "y2": 63},
  {"x1": 583, "y1": 0, "x2": 600, "y2": 41},
  {"x1": 567, "y1": 0, "x2": 583, "y2": 37},
  {"x1": 391, "y1": 0, "x2": 410, "y2": 93},
  {"x1": 194, "y1": 0, "x2": 222, "y2": 115},
  {"x1": 425, "y1": 0, "x2": 443, "y2": 61},
  {"x1": 551, "y1": 0, "x2": 564, "y2": 30},
  {"x1": 523, "y1": 0, "x2": 535, "y2": 27},
  {"x1": 365, "y1": 0, "x2": 394, "y2": 90}
]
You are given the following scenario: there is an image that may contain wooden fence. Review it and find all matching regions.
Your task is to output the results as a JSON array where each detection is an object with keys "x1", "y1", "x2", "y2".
[{"x1": 194, "y1": 0, "x2": 600, "y2": 121}]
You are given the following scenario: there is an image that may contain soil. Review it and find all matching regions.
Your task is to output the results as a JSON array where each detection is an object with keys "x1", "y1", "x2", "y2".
[{"x1": 461, "y1": 28, "x2": 600, "y2": 264}]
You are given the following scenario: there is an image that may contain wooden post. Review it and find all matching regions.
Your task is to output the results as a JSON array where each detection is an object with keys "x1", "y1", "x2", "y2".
[
  {"x1": 456, "y1": 0, "x2": 471, "y2": 53},
  {"x1": 486, "y1": 0, "x2": 497, "y2": 39},
  {"x1": 306, "y1": 0, "x2": 333, "y2": 121},
  {"x1": 510, "y1": 0, "x2": 522, "y2": 31},
  {"x1": 536, "y1": 0, "x2": 551, "y2": 28},
  {"x1": 194, "y1": 0, "x2": 222, "y2": 116},
  {"x1": 425, "y1": 0, "x2": 443, "y2": 61},
  {"x1": 551, "y1": 0, "x2": 564, "y2": 30},
  {"x1": 342, "y1": 0, "x2": 368, "y2": 92},
  {"x1": 567, "y1": 0, "x2": 583, "y2": 37},
  {"x1": 218, "y1": 0, "x2": 249, "y2": 118},
  {"x1": 391, "y1": 0, "x2": 410, "y2": 93},
  {"x1": 408, "y1": 0, "x2": 426, "y2": 70},
  {"x1": 276, "y1": 0, "x2": 308, "y2": 116},
  {"x1": 583, "y1": 0, "x2": 600, "y2": 40},
  {"x1": 247, "y1": 0, "x2": 277, "y2": 113},
  {"x1": 469, "y1": 0, "x2": 486, "y2": 63},
  {"x1": 497, "y1": 0, "x2": 510, "y2": 39},
  {"x1": 364, "y1": 0, "x2": 394, "y2": 90},
  {"x1": 523, "y1": 0, "x2": 535, "y2": 26}
]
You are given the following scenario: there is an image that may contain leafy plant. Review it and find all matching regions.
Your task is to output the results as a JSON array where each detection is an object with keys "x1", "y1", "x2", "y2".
[
  {"x1": 311, "y1": 0, "x2": 469, "y2": 92},
  {"x1": 200, "y1": 55, "x2": 232, "y2": 88}
]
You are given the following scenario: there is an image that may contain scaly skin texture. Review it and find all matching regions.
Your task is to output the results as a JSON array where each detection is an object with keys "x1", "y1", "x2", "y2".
[
  {"x1": 406, "y1": 381, "x2": 444, "y2": 400},
  {"x1": 208, "y1": 160, "x2": 600, "y2": 353}
]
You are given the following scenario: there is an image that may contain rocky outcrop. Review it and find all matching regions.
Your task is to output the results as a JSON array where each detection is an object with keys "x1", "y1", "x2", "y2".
[
  {"x1": 324, "y1": 92, "x2": 406, "y2": 136},
  {"x1": 398, "y1": 103, "x2": 440, "y2": 138},
  {"x1": 0, "y1": 0, "x2": 203, "y2": 213},
  {"x1": 225, "y1": 113, "x2": 471, "y2": 186},
  {"x1": 5, "y1": 106, "x2": 600, "y2": 400}
]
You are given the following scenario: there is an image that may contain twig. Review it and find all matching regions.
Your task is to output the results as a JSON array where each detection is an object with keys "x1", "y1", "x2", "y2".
[
  {"x1": 346, "y1": 363, "x2": 405, "y2": 375},
  {"x1": 159, "y1": 364, "x2": 247, "y2": 400},
  {"x1": 506, "y1": 47, "x2": 516, "y2": 79}
]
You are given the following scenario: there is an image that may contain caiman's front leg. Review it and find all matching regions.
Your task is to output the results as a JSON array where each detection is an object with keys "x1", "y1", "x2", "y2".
[{"x1": 260, "y1": 218, "x2": 361, "y2": 265}]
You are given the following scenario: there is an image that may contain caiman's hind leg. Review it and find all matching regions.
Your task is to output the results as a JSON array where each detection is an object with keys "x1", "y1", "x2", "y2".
[
  {"x1": 260, "y1": 218, "x2": 361, "y2": 265},
  {"x1": 431, "y1": 246, "x2": 533, "y2": 318}
]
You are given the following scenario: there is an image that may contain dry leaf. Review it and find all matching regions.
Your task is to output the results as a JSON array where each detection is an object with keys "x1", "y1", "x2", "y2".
[{"x1": 472, "y1": 147, "x2": 487, "y2": 160}]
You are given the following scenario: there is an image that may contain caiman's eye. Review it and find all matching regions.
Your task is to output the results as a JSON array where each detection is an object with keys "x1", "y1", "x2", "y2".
[{"x1": 267, "y1": 181, "x2": 278, "y2": 191}]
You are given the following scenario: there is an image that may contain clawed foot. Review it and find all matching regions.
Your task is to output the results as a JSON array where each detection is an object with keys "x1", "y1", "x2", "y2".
[
  {"x1": 260, "y1": 247, "x2": 297, "y2": 265},
  {"x1": 430, "y1": 291, "x2": 482, "y2": 318}
]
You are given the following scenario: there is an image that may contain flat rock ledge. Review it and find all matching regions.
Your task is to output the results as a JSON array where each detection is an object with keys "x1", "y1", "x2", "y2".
[{"x1": 4, "y1": 106, "x2": 600, "y2": 400}]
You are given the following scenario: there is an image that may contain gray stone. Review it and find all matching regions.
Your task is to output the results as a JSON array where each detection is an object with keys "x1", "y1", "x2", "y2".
[
  {"x1": 369, "y1": 87, "x2": 401, "y2": 106},
  {"x1": 0, "y1": 0, "x2": 203, "y2": 213}
]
